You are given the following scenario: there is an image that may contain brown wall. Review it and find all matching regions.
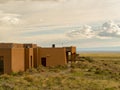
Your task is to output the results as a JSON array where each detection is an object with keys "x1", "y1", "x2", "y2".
[
  {"x1": 24, "y1": 48, "x2": 34, "y2": 70},
  {"x1": 40, "y1": 48, "x2": 67, "y2": 66},
  {"x1": 0, "y1": 48, "x2": 11, "y2": 74},
  {"x1": 33, "y1": 48, "x2": 41, "y2": 68},
  {"x1": 65, "y1": 46, "x2": 76, "y2": 54},
  {"x1": 0, "y1": 43, "x2": 24, "y2": 48},
  {"x1": 33, "y1": 48, "x2": 38, "y2": 68},
  {"x1": 11, "y1": 48, "x2": 25, "y2": 72},
  {"x1": 71, "y1": 46, "x2": 76, "y2": 54},
  {"x1": 71, "y1": 47, "x2": 76, "y2": 61}
]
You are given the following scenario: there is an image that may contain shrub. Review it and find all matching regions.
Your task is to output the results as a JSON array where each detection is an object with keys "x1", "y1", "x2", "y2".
[
  {"x1": 2, "y1": 83, "x2": 15, "y2": 90},
  {"x1": 54, "y1": 65, "x2": 68, "y2": 70},
  {"x1": 24, "y1": 75, "x2": 34, "y2": 82},
  {"x1": 85, "y1": 57, "x2": 94, "y2": 62},
  {"x1": 36, "y1": 65, "x2": 46, "y2": 72},
  {"x1": 26, "y1": 68, "x2": 38, "y2": 74},
  {"x1": 11, "y1": 72, "x2": 18, "y2": 76},
  {"x1": 70, "y1": 63, "x2": 76, "y2": 68},
  {"x1": 0, "y1": 74, "x2": 10, "y2": 80},
  {"x1": 17, "y1": 71, "x2": 24, "y2": 76}
]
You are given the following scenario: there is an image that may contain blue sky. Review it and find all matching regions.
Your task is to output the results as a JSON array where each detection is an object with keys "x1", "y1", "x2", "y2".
[{"x1": 0, "y1": 0, "x2": 120, "y2": 51}]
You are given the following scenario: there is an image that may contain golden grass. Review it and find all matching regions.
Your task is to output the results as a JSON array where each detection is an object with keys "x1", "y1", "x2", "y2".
[
  {"x1": 0, "y1": 53, "x2": 120, "y2": 90},
  {"x1": 80, "y1": 52, "x2": 120, "y2": 57}
]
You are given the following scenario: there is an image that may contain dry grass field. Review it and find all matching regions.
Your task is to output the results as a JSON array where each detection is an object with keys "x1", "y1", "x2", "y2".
[
  {"x1": 0, "y1": 52, "x2": 120, "y2": 90},
  {"x1": 80, "y1": 52, "x2": 120, "y2": 61},
  {"x1": 80, "y1": 52, "x2": 120, "y2": 57}
]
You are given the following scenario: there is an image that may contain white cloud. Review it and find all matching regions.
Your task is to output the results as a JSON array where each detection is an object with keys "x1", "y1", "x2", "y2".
[
  {"x1": 66, "y1": 25, "x2": 96, "y2": 39},
  {"x1": 0, "y1": 11, "x2": 21, "y2": 25},
  {"x1": 98, "y1": 21, "x2": 120, "y2": 37},
  {"x1": 0, "y1": 16, "x2": 20, "y2": 25},
  {"x1": 66, "y1": 21, "x2": 120, "y2": 39}
]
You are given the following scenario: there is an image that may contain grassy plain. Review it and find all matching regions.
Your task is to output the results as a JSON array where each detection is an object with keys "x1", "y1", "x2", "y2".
[
  {"x1": 80, "y1": 52, "x2": 120, "y2": 61},
  {"x1": 0, "y1": 52, "x2": 120, "y2": 90}
]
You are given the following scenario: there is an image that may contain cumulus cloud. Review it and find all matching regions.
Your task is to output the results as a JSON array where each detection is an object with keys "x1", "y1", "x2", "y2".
[
  {"x1": 98, "y1": 20, "x2": 120, "y2": 37},
  {"x1": 66, "y1": 25, "x2": 96, "y2": 39},
  {"x1": 0, "y1": 16, "x2": 20, "y2": 25},
  {"x1": 66, "y1": 21, "x2": 120, "y2": 39},
  {"x1": 0, "y1": 11, "x2": 21, "y2": 25}
]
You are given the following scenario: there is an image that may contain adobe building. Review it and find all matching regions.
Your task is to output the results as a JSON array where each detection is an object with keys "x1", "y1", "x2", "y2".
[
  {"x1": 0, "y1": 43, "x2": 76, "y2": 74},
  {"x1": 38, "y1": 47, "x2": 67, "y2": 67},
  {"x1": 0, "y1": 43, "x2": 25, "y2": 74}
]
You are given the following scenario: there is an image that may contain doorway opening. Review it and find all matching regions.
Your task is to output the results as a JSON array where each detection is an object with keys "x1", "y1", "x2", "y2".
[
  {"x1": 30, "y1": 56, "x2": 33, "y2": 68},
  {"x1": 0, "y1": 56, "x2": 4, "y2": 74},
  {"x1": 41, "y1": 57, "x2": 46, "y2": 66},
  {"x1": 66, "y1": 51, "x2": 71, "y2": 62}
]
